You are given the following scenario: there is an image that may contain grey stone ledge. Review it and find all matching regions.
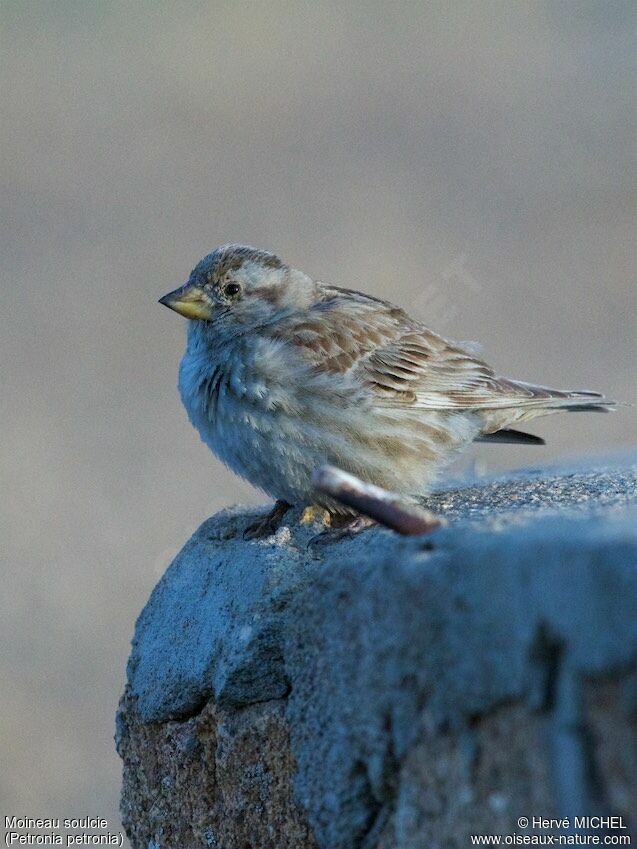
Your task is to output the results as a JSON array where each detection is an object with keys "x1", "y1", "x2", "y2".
[{"x1": 123, "y1": 454, "x2": 637, "y2": 848}]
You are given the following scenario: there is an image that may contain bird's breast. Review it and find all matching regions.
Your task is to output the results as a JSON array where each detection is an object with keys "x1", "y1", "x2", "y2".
[{"x1": 178, "y1": 345, "x2": 293, "y2": 466}]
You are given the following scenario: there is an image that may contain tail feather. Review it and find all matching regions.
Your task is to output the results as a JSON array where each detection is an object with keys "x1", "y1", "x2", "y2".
[
  {"x1": 498, "y1": 378, "x2": 616, "y2": 412},
  {"x1": 478, "y1": 379, "x2": 618, "y2": 439},
  {"x1": 476, "y1": 428, "x2": 546, "y2": 446},
  {"x1": 565, "y1": 403, "x2": 615, "y2": 412}
]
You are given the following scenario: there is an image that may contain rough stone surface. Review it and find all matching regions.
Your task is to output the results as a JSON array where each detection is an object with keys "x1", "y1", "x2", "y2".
[
  {"x1": 117, "y1": 456, "x2": 637, "y2": 848},
  {"x1": 117, "y1": 690, "x2": 316, "y2": 849}
]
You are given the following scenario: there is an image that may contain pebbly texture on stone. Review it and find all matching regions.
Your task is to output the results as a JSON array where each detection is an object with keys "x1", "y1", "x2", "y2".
[
  {"x1": 117, "y1": 456, "x2": 637, "y2": 849},
  {"x1": 117, "y1": 690, "x2": 317, "y2": 849},
  {"x1": 126, "y1": 504, "x2": 316, "y2": 721}
]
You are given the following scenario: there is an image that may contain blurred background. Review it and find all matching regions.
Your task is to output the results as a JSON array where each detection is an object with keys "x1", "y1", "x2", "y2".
[{"x1": 1, "y1": 0, "x2": 635, "y2": 837}]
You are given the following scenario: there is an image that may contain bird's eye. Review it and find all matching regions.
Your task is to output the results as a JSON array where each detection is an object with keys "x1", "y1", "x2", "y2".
[{"x1": 224, "y1": 282, "x2": 241, "y2": 297}]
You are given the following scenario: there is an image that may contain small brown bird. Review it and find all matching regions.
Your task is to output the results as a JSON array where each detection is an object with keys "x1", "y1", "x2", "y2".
[{"x1": 160, "y1": 245, "x2": 615, "y2": 536}]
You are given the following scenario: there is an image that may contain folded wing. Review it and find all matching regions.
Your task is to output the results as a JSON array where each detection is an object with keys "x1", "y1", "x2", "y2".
[{"x1": 281, "y1": 286, "x2": 615, "y2": 418}]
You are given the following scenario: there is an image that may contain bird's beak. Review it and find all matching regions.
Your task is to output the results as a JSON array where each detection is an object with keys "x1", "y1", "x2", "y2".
[{"x1": 158, "y1": 282, "x2": 213, "y2": 320}]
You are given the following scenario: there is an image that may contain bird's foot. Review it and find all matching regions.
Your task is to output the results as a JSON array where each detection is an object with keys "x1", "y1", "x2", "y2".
[
  {"x1": 299, "y1": 504, "x2": 331, "y2": 527},
  {"x1": 243, "y1": 500, "x2": 292, "y2": 540},
  {"x1": 308, "y1": 514, "x2": 376, "y2": 547}
]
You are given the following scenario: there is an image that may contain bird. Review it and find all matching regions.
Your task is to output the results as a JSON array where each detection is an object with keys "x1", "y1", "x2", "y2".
[{"x1": 159, "y1": 244, "x2": 615, "y2": 538}]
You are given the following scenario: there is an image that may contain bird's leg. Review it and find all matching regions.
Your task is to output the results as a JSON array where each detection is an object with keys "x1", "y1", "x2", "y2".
[
  {"x1": 308, "y1": 514, "x2": 377, "y2": 547},
  {"x1": 243, "y1": 500, "x2": 292, "y2": 540}
]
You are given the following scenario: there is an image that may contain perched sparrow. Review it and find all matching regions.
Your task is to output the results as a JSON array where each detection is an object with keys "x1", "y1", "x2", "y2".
[{"x1": 160, "y1": 245, "x2": 614, "y2": 536}]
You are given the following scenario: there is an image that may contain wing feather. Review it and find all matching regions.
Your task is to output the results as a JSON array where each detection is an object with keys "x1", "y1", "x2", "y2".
[{"x1": 273, "y1": 286, "x2": 612, "y2": 413}]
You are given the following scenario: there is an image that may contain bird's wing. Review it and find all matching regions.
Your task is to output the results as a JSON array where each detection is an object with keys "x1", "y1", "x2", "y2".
[{"x1": 281, "y1": 287, "x2": 608, "y2": 413}]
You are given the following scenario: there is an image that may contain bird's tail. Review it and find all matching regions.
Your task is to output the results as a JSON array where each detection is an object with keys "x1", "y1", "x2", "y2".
[
  {"x1": 496, "y1": 379, "x2": 617, "y2": 413},
  {"x1": 477, "y1": 379, "x2": 619, "y2": 439}
]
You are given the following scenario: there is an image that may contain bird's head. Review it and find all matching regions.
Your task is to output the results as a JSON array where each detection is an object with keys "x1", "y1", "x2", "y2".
[{"x1": 159, "y1": 245, "x2": 314, "y2": 335}]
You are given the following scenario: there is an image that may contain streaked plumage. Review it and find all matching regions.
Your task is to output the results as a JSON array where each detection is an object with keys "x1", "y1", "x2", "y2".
[{"x1": 160, "y1": 245, "x2": 615, "y2": 513}]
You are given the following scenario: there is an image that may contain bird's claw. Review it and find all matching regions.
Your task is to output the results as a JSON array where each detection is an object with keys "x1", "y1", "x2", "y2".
[
  {"x1": 307, "y1": 515, "x2": 376, "y2": 547},
  {"x1": 243, "y1": 500, "x2": 292, "y2": 540}
]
